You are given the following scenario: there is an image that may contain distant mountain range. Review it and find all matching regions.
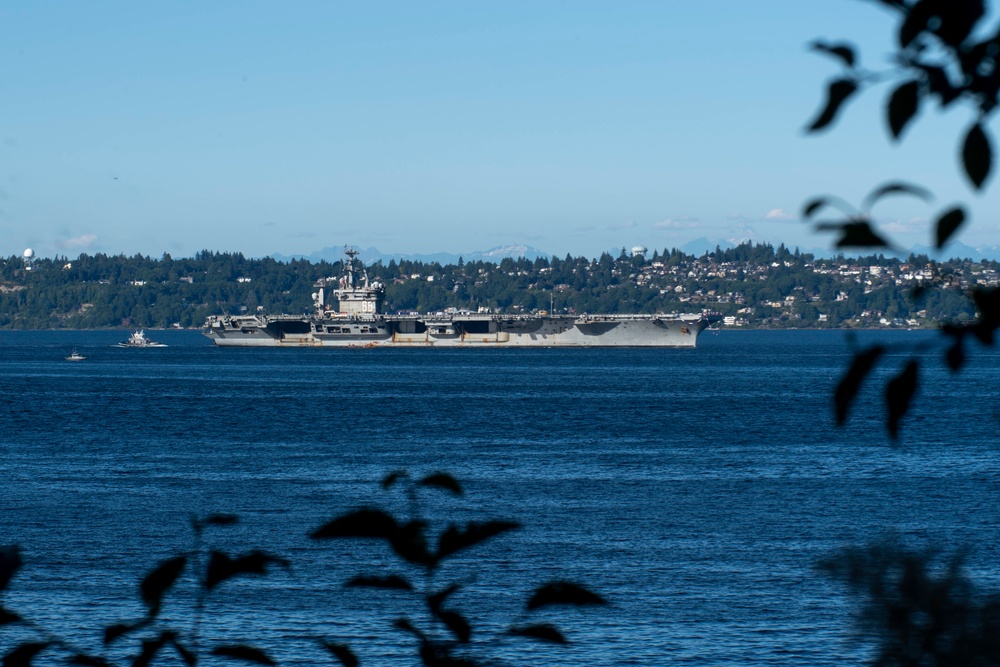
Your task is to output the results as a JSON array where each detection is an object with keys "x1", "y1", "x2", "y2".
[
  {"x1": 271, "y1": 243, "x2": 550, "y2": 265},
  {"x1": 273, "y1": 239, "x2": 1000, "y2": 266},
  {"x1": 905, "y1": 242, "x2": 1000, "y2": 262}
]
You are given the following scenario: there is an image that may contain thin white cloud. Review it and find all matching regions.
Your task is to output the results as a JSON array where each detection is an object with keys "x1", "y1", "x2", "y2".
[
  {"x1": 654, "y1": 218, "x2": 700, "y2": 230},
  {"x1": 56, "y1": 234, "x2": 98, "y2": 250},
  {"x1": 871, "y1": 214, "x2": 925, "y2": 235},
  {"x1": 764, "y1": 208, "x2": 795, "y2": 221}
]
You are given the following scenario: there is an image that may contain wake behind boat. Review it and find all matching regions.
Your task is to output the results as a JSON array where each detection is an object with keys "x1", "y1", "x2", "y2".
[{"x1": 117, "y1": 330, "x2": 167, "y2": 348}]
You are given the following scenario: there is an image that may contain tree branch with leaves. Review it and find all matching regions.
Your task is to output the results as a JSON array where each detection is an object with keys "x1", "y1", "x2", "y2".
[{"x1": 807, "y1": 0, "x2": 1000, "y2": 440}]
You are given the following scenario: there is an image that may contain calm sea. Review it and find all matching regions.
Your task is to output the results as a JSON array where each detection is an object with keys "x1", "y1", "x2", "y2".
[{"x1": 1, "y1": 329, "x2": 999, "y2": 666}]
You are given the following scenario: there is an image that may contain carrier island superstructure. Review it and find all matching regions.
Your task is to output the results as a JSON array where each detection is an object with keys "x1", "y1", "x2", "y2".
[{"x1": 202, "y1": 249, "x2": 718, "y2": 347}]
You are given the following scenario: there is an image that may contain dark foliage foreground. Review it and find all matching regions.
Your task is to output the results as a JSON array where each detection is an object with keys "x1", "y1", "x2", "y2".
[
  {"x1": 807, "y1": 0, "x2": 1000, "y2": 441},
  {"x1": 822, "y1": 542, "x2": 1000, "y2": 667},
  {"x1": 811, "y1": 5, "x2": 1000, "y2": 657},
  {"x1": 5, "y1": 472, "x2": 999, "y2": 667},
  {"x1": 0, "y1": 472, "x2": 607, "y2": 667}
]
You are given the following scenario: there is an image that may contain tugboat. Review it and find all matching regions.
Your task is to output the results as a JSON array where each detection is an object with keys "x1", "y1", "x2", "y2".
[{"x1": 116, "y1": 330, "x2": 167, "y2": 348}]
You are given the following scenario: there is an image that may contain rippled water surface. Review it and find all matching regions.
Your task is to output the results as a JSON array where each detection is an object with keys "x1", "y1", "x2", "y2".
[{"x1": 2, "y1": 329, "x2": 999, "y2": 666}]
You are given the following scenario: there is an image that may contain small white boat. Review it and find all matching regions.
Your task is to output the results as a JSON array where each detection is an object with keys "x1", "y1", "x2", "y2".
[
  {"x1": 116, "y1": 330, "x2": 167, "y2": 348},
  {"x1": 66, "y1": 350, "x2": 86, "y2": 361}
]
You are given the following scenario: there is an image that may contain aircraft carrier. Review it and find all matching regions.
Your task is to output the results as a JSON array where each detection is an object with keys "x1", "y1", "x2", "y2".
[{"x1": 203, "y1": 249, "x2": 718, "y2": 347}]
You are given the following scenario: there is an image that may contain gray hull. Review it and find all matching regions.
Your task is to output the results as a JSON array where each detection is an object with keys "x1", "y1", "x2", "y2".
[{"x1": 203, "y1": 314, "x2": 713, "y2": 347}]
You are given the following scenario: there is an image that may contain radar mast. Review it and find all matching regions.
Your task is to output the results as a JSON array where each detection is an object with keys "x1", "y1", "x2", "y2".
[{"x1": 318, "y1": 246, "x2": 384, "y2": 317}]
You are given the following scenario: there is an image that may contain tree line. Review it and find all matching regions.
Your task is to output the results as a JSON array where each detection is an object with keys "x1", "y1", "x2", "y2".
[{"x1": 0, "y1": 244, "x2": 994, "y2": 329}]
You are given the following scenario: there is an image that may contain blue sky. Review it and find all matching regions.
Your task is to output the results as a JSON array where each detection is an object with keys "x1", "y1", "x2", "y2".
[{"x1": 1, "y1": 1, "x2": 997, "y2": 259}]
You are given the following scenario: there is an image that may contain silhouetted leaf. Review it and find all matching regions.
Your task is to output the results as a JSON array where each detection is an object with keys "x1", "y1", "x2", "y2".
[
  {"x1": 962, "y1": 122, "x2": 991, "y2": 189},
  {"x1": 821, "y1": 541, "x2": 990, "y2": 667},
  {"x1": 132, "y1": 636, "x2": 183, "y2": 667},
  {"x1": 3, "y1": 643, "x2": 49, "y2": 667},
  {"x1": 526, "y1": 582, "x2": 608, "y2": 611},
  {"x1": 319, "y1": 642, "x2": 358, "y2": 667},
  {"x1": 873, "y1": 0, "x2": 907, "y2": 11},
  {"x1": 941, "y1": 323, "x2": 965, "y2": 339},
  {"x1": 389, "y1": 520, "x2": 435, "y2": 566},
  {"x1": 0, "y1": 608, "x2": 19, "y2": 626},
  {"x1": 835, "y1": 346, "x2": 885, "y2": 425},
  {"x1": 886, "y1": 360, "x2": 919, "y2": 439},
  {"x1": 802, "y1": 197, "x2": 830, "y2": 219},
  {"x1": 418, "y1": 473, "x2": 463, "y2": 496},
  {"x1": 934, "y1": 0, "x2": 985, "y2": 47},
  {"x1": 810, "y1": 41, "x2": 856, "y2": 67},
  {"x1": 916, "y1": 63, "x2": 960, "y2": 106},
  {"x1": 828, "y1": 221, "x2": 890, "y2": 249},
  {"x1": 861, "y1": 181, "x2": 932, "y2": 211},
  {"x1": 169, "y1": 639, "x2": 197, "y2": 667},
  {"x1": 0, "y1": 546, "x2": 22, "y2": 592},
  {"x1": 934, "y1": 206, "x2": 966, "y2": 249},
  {"x1": 428, "y1": 584, "x2": 462, "y2": 611},
  {"x1": 802, "y1": 195, "x2": 857, "y2": 220},
  {"x1": 68, "y1": 656, "x2": 111, "y2": 667},
  {"x1": 205, "y1": 551, "x2": 289, "y2": 591},
  {"x1": 807, "y1": 79, "x2": 858, "y2": 132},
  {"x1": 382, "y1": 470, "x2": 407, "y2": 489},
  {"x1": 972, "y1": 287, "x2": 1000, "y2": 344},
  {"x1": 133, "y1": 635, "x2": 170, "y2": 667},
  {"x1": 345, "y1": 574, "x2": 413, "y2": 590},
  {"x1": 140, "y1": 556, "x2": 186, "y2": 615},
  {"x1": 392, "y1": 617, "x2": 427, "y2": 640},
  {"x1": 899, "y1": 0, "x2": 932, "y2": 47},
  {"x1": 310, "y1": 509, "x2": 398, "y2": 540},
  {"x1": 418, "y1": 644, "x2": 474, "y2": 667},
  {"x1": 887, "y1": 80, "x2": 920, "y2": 139},
  {"x1": 946, "y1": 339, "x2": 965, "y2": 372},
  {"x1": 508, "y1": 624, "x2": 568, "y2": 645},
  {"x1": 434, "y1": 609, "x2": 471, "y2": 643},
  {"x1": 211, "y1": 645, "x2": 275, "y2": 666},
  {"x1": 437, "y1": 521, "x2": 520, "y2": 560},
  {"x1": 104, "y1": 622, "x2": 143, "y2": 645}
]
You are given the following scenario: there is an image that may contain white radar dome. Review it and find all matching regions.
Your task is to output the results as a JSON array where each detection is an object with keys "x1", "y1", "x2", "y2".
[{"x1": 23, "y1": 248, "x2": 34, "y2": 259}]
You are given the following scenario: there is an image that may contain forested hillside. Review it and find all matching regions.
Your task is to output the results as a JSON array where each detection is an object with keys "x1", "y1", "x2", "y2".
[{"x1": 0, "y1": 244, "x2": 995, "y2": 329}]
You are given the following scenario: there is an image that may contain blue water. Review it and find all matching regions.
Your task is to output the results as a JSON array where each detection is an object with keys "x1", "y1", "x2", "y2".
[{"x1": 1, "y1": 329, "x2": 999, "y2": 666}]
